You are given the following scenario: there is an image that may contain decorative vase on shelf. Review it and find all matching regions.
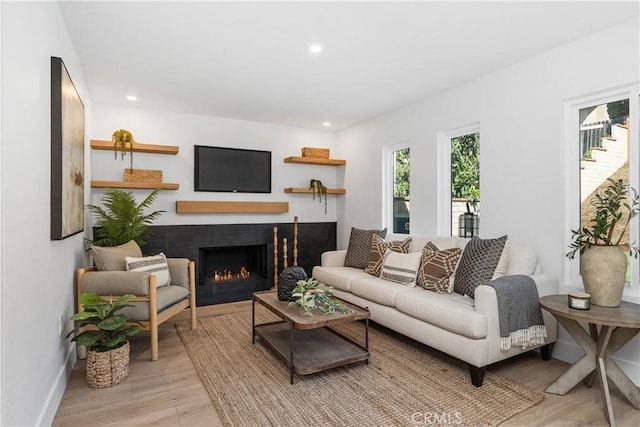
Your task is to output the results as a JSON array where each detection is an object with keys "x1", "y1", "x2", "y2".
[{"x1": 580, "y1": 245, "x2": 627, "y2": 307}]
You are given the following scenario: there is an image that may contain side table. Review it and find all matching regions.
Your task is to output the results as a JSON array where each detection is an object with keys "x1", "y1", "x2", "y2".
[{"x1": 539, "y1": 294, "x2": 640, "y2": 427}]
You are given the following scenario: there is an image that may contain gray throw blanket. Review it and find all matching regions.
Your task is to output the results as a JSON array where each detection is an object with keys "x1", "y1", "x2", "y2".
[{"x1": 485, "y1": 275, "x2": 547, "y2": 351}]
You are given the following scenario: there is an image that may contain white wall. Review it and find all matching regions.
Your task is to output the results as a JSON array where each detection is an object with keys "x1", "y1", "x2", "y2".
[
  {"x1": 1, "y1": 2, "x2": 92, "y2": 426},
  {"x1": 91, "y1": 105, "x2": 339, "y2": 227},
  {"x1": 335, "y1": 19, "x2": 640, "y2": 383}
]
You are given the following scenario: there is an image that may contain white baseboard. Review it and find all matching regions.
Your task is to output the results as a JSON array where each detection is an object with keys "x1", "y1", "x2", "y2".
[{"x1": 37, "y1": 344, "x2": 76, "y2": 426}]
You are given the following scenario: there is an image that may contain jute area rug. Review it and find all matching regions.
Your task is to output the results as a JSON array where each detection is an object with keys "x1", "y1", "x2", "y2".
[{"x1": 176, "y1": 308, "x2": 543, "y2": 427}]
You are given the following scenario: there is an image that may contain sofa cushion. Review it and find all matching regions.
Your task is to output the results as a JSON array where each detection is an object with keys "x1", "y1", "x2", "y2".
[
  {"x1": 125, "y1": 252, "x2": 171, "y2": 287},
  {"x1": 344, "y1": 227, "x2": 387, "y2": 268},
  {"x1": 312, "y1": 266, "x2": 370, "y2": 292},
  {"x1": 364, "y1": 235, "x2": 412, "y2": 276},
  {"x1": 92, "y1": 240, "x2": 143, "y2": 271},
  {"x1": 416, "y1": 244, "x2": 463, "y2": 293},
  {"x1": 379, "y1": 250, "x2": 422, "y2": 286},
  {"x1": 395, "y1": 288, "x2": 487, "y2": 339},
  {"x1": 492, "y1": 240, "x2": 511, "y2": 280},
  {"x1": 453, "y1": 235, "x2": 507, "y2": 298},
  {"x1": 506, "y1": 244, "x2": 537, "y2": 275},
  {"x1": 351, "y1": 275, "x2": 413, "y2": 307}
]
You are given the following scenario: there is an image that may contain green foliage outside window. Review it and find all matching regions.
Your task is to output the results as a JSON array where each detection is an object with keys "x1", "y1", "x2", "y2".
[
  {"x1": 451, "y1": 133, "x2": 480, "y2": 210},
  {"x1": 394, "y1": 148, "x2": 410, "y2": 198}
]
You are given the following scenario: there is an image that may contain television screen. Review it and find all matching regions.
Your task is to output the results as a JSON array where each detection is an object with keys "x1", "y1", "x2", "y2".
[{"x1": 194, "y1": 145, "x2": 272, "y2": 193}]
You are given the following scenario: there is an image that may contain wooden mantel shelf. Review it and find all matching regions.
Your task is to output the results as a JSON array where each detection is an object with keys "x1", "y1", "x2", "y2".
[
  {"x1": 91, "y1": 181, "x2": 179, "y2": 190},
  {"x1": 90, "y1": 139, "x2": 179, "y2": 155},
  {"x1": 176, "y1": 201, "x2": 289, "y2": 214},
  {"x1": 284, "y1": 156, "x2": 346, "y2": 166},
  {"x1": 284, "y1": 188, "x2": 346, "y2": 195}
]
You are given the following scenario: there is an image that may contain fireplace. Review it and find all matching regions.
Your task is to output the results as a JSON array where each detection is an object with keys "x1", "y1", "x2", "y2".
[
  {"x1": 198, "y1": 245, "x2": 270, "y2": 305},
  {"x1": 141, "y1": 222, "x2": 337, "y2": 306}
]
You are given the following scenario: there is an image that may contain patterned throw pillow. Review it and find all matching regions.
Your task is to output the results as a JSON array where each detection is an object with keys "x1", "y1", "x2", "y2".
[
  {"x1": 379, "y1": 250, "x2": 422, "y2": 287},
  {"x1": 453, "y1": 235, "x2": 508, "y2": 298},
  {"x1": 364, "y1": 235, "x2": 412, "y2": 276},
  {"x1": 416, "y1": 242, "x2": 463, "y2": 293},
  {"x1": 344, "y1": 227, "x2": 387, "y2": 269},
  {"x1": 125, "y1": 252, "x2": 171, "y2": 287}
]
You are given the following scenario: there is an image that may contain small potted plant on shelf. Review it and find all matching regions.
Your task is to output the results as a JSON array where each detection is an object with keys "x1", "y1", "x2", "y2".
[
  {"x1": 67, "y1": 293, "x2": 142, "y2": 388},
  {"x1": 86, "y1": 188, "x2": 165, "y2": 250},
  {"x1": 112, "y1": 129, "x2": 135, "y2": 172},
  {"x1": 566, "y1": 178, "x2": 639, "y2": 307},
  {"x1": 289, "y1": 278, "x2": 350, "y2": 316}
]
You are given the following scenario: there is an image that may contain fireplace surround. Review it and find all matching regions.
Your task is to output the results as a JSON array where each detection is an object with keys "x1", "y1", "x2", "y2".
[{"x1": 141, "y1": 222, "x2": 337, "y2": 305}]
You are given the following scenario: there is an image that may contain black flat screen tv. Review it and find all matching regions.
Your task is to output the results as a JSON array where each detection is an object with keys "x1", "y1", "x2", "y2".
[{"x1": 194, "y1": 145, "x2": 272, "y2": 193}]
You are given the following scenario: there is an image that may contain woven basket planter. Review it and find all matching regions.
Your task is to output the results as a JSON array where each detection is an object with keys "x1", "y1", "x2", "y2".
[
  {"x1": 123, "y1": 168, "x2": 162, "y2": 183},
  {"x1": 86, "y1": 341, "x2": 130, "y2": 388},
  {"x1": 277, "y1": 266, "x2": 308, "y2": 301},
  {"x1": 301, "y1": 147, "x2": 330, "y2": 159}
]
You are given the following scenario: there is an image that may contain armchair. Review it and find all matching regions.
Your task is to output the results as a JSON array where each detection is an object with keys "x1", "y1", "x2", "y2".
[{"x1": 76, "y1": 242, "x2": 196, "y2": 361}]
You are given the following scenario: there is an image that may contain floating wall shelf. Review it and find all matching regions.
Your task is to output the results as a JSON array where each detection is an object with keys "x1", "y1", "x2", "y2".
[
  {"x1": 283, "y1": 156, "x2": 346, "y2": 166},
  {"x1": 284, "y1": 188, "x2": 346, "y2": 195},
  {"x1": 90, "y1": 139, "x2": 179, "y2": 155},
  {"x1": 176, "y1": 201, "x2": 289, "y2": 214},
  {"x1": 91, "y1": 181, "x2": 179, "y2": 190}
]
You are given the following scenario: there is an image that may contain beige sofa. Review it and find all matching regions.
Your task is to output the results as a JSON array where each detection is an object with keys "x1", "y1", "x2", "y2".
[{"x1": 312, "y1": 233, "x2": 558, "y2": 386}]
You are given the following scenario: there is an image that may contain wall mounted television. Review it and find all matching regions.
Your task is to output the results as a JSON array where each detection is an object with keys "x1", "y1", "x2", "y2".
[{"x1": 194, "y1": 145, "x2": 272, "y2": 193}]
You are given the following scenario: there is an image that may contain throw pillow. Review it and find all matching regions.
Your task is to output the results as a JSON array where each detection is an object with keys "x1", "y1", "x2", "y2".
[
  {"x1": 364, "y1": 235, "x2": 412, "y2": 276},
  {"x1": 491, "y1": 240, "x2": 511, "y2": 280},
  {"x1": 344, "y1": 227, "x2": 387, "y2": 269},
  {"x1": 92, "y1": 240, "x2": 143, "y2": 271},
  {"x1": 453, "y1": 235, "x2": 508, "y2": 298},
  {"x1": 379, "y1": 250, "x2": 422, "y2": 287},
  {"x1": 125, "y1": 252, "x2": 171, "y2": 287},
  {"x1": 416, "y1": 243, "x2": 463, "y2": 293}
]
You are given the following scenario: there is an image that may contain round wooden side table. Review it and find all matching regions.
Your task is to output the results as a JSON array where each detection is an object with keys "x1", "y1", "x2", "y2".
[{"x1": 539, "y1": 294, "x2": 640, "y2": 427}]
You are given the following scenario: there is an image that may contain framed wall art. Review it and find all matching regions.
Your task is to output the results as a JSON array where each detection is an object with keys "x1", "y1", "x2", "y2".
[{"x1": 51, "y1": 56, "x2": 85, "y2": 240}]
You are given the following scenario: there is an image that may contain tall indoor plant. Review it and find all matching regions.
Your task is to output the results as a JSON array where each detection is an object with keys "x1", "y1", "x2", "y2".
[
  {"x1": 67, "y1": 293, "x2": 142, "y2": 388},
  {"x1": 567, "y1": 178, "x2": 639, "y2": 306},
  {"x1": 86, "y1": 188, "x2": 165, "y2": 248}
]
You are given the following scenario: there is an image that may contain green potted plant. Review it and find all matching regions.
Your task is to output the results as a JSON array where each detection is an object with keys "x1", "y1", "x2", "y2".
[
  {"x1": 86, "y1": 188, "x2": 165, "y2": 249},
  {"x1": 567, "y1": 178, "x2": 639, "y2": 306},
  {"x1": 289, "y1": 278, "x2": 350, "y2": 316},
  {"x1": 67, "y1": 293, "x2": 142, "y2": 388},
  {"x1": 112, "y1": 128, "x2": 135, "y2": 172},
  {"x1": 309, "y1": 178, "x2": 328, "y2": 214}
]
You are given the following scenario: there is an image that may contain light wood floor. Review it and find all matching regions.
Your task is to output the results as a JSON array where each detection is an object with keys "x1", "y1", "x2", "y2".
[{"x1": 53, "y1": 302, "x2": 639, "y2": 427}]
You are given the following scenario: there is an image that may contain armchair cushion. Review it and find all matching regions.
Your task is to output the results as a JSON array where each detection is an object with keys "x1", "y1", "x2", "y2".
[
  {"x1": 120, "y1": 285, "x2": 190, "y2": 321},
  {"x1": 125, "y1": 253, "x2": 171, "y2": 287},
  {"x1": 92, "y1": 240, "x2": 142, "y2": 271},
  {"x1": 167, "y1": 258, "x2": 190, "y2": 288},
  {"x1": 81, "y1": 270, "x2": 151, "y2": 295}
]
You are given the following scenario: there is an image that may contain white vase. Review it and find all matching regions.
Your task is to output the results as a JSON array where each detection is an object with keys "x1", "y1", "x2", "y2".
[{"x1": 580, "y1": 245, "x2": 627, "y2": 307}]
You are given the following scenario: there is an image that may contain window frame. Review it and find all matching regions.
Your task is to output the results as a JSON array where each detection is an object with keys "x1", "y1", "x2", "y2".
[
  {"x1": 563, "y1": 84, "x2": 639, "y2": 298},
  {"x1": 437, "y1": 122, "x2": 480, "y2": 236},
  {"x1": 382, "y1": 141, "x2": 411, "y2": 234}
]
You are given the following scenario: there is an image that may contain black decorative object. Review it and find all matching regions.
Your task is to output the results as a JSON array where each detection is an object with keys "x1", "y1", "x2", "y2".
[{"x1": 278, "y1": 266, "x2": 308, "y2": 301}]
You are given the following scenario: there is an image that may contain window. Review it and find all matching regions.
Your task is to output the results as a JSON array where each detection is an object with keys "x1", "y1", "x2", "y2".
[
  {"x1": 437, "y1": 124, "x2": 480, "y2": 237},
  {"x1": 383, "y1": 143, "x2": 410, "y2": 234},
  {"x1": 565, "y1": 87, "x2": 639, "y2": 292}
]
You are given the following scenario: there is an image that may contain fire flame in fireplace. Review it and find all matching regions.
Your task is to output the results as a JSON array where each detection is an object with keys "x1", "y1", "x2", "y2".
[{"x1": 213, "y1": 266, "x2": 250, "y2": 282}]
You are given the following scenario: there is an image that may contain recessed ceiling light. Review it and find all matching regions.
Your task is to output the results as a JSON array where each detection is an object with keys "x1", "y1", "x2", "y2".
[
  {"x1": 126, "y1": 95, "x2": 137, "y2": 101},
  {"x1": 323, "y1": 122, "x2": 331, "y2": 127},
  {"x1": 309, "y1": 44, "x2": 323, "y2": 54}
]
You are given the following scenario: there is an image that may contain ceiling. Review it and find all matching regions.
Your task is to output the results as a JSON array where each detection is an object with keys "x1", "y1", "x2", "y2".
[{"x1": 58, "y1": 1, "x2": 639, "y2": 132}]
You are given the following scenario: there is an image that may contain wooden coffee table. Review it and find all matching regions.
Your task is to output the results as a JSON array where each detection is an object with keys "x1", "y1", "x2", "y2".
[{"x1": 252, "y1": 291, "x2": 370, "y2": 384}]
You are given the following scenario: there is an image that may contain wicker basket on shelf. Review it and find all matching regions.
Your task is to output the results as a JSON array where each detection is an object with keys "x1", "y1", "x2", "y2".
[
  {"x1": 123, "y1": 169, "x2": 162, "y2": 183},
  {"x1": 85, "y1": 341, "x2": 130, "y2": 388},
  {"x1": 301, "y1": 147, "x2": 330, "y2": 159}
]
